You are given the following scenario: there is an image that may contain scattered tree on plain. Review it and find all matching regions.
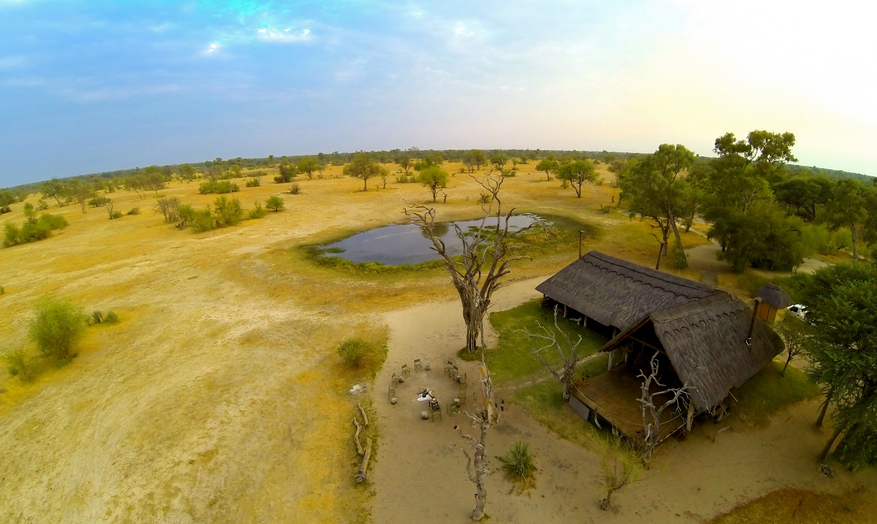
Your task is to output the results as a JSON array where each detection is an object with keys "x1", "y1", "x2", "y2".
[
  {"x1": 417, "y1": 165, "x2": 449, "y2": 202},
  {"x1": 344, "y1": 152, "x2": 386, "y2": 191},
  {"x1": 298, "y1": 157, "x2": 320, "y2": 180},
  {"x1": 557, "y1": 159, "x2": 597, "y2": 198},
  {"x1": 535, "y1": 157, "x2": 559, "y2": 181}
]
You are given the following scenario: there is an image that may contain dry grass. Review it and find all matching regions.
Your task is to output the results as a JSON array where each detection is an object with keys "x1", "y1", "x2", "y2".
[
  {"x1": 708, "y1": 488, "x2": 877, "y2": 524},
  {"x1": 0, "y1": 160, "x2": 719, "y2": 522}
]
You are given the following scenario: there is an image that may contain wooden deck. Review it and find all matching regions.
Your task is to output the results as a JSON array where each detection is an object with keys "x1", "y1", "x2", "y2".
[{"x1": 570, "y1": 366, "x2": 686, "y2": 443}]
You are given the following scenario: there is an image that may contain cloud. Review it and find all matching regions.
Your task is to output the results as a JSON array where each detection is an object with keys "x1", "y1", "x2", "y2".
[
  {"x1": 0, "y1": 55, "x2": 26, "y2": 69},
  {"x1": 257, "y1": 28, "x2": 311, "y2": 43}
]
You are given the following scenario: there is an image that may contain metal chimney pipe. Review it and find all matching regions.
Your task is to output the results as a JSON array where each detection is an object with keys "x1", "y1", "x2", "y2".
[{"x1": 745, "y1": 298, "x2": 762, "y2": 347}]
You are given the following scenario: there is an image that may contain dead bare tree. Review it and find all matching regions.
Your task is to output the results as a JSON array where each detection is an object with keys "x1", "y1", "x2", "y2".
[
  {"x1": 519, "y1": 305, "x2": 583, "y2": 400},
  {"x1": 636, "y1": 352, "x2": 692, "y2": 465},
  {"x1": 459, "y1": 354, "x2": 499, "y2": 521},
  {"x1": 407, "y1": 174, "x2": 530, "y2": 352}
]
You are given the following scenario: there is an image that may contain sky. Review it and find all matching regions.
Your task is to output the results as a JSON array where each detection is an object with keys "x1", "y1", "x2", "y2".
[{"x1": 1, "y1": 0, "x2": 876, "y2": 187}]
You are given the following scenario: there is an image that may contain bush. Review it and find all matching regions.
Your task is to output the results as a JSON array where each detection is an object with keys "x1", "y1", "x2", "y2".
[
  {"x1": 337, "y1": 338, "x2": 373, "y2": 367},
  {"x1": 104, "y1": 311, "x2": 119, "y2": 324},
  {"x1": 29, "y1": 297, "x2": 86, "y2": 360},
  {"x1": 246, "y1": 178, "x2": 261, "y2": 187},
  {"x1": 110, "y1": 211, "x2": 123, "y2": 219},
  {"x1": 88, "y1": 196, "x2": 111, "y2": 207},
  {"x1": 497, "y1": 442, "x2": 537, "y2": 491},
  {"x1": 214, "y1": 196, "x2": 244, "y2": 226},
  {"x1": 190, "y1": 208, "x2": 218, "y2": 232},
  {"x1": 90, "y1": 310, "x2": 103, "y2": 325},
  {"x1": 396, "y1": 174, "x2": 414, "y2": 183},
  {"x1": 4, "y1": 213, "x2": 68, "y2": 247},
  {"x1": 155, "y1": 196, "x2": 181, "y2": 222},
  {"x1": 248, "y1": 202, "x2": 267, "y2": 219},
  {"x1": 289, "y1": 183, "x2": 301, "y2": 195},
  {"x1": 127, "y1": 207, "x2": 140, "y2": 215},
  {"x1": 2, "y1": 349, "x2": 34, "y2": 381},
  {"x1": 199, "y1": 180, "x2": 240, "y2": 194},
  {"x1": 266, "y1": 195, "x2": 285, "y2": 212},
  {"x1": 36, "y1": 200, "x2": 49, "y2": 211}
]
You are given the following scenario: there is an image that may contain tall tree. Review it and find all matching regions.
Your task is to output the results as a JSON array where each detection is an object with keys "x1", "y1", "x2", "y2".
[
  {"x1": 490, "y1": 152, "x2": 509, "y2": 171},
  {"x1": 826, "y1": 179, "x2": 868, "y2": 260},
  {"x1": 535, "y1": 158, "x2": 559, "y2": 181},
  {"x1": 41, "y1": 178, "x2": 67, "y2": 207},
  {"x1": 396, "y1": 154, "x2": 412, "y2": 175},
  {"x1": 66, "y1": 179, "x2": 94, "y2": 213},
  {"x1": 417, "y1": 165, "x2": 449, "y2": 203},
  {"x1": 619, "y1": 144, "x2": 695, "y2": 266},
  {"x1": 557, "y1": 159, "x2": 597, "y2": 198},
  {"x1": 344, "y1": 152, "x2": 384, "y2": 191},
  {"x1": 406, "y1": 175, "x2": 529, "y2": 352},
  {"x1": 298, "y1": 157, "x2": 320, "y2": 180},
  {"x1": 800, "y1": 263, "x2": 877, "y2": 468}
]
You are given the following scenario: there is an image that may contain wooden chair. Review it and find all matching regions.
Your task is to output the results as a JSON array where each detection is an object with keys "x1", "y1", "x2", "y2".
[
  {"x1": 430, "y1": 400, "x2": 442, "y2": 422},
  {"x1": 388, "y1": 380, "x2": 396, "y2": 401},
  {"x1": 447, "y1": 398, "x2": 461, "y2": 416},
  {"x1": 414, "y1": 359, "x2": 423, "y2": 372},
  {"x1": 401, "y1": 364, "x2": 411, "y2": 379},
  {"x1": 445, "y1": 360, "x2": 455, "y2": 377}
]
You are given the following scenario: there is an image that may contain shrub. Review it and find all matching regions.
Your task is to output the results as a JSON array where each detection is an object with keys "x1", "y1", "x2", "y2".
[
  {"x1": 337, "y1": 338, "x2": 373, "y2": 367},
  {"x1": 199, "y1": 180, "x2": 240, "y2": 194},
  {"x1": 214, "y1": 196, "x2": 244, "y2": 226},
  {"x1": 246, "y1": 178, "x2": 261, "y2": 187},
  {"x1": 90, "y1": 310, "x2": 103, "y2": 325},
  {"x1": 0, "y1": 285, "x2": 4, "y2": 294},
  {"x1": 104, "y1": 311, "x2": 119, "y2": 324},
  {"x1": 497, "y1": 442, "x2": 537, "y2": 491},
  {"x1": 266, "y1": 195, "x2": 285, "y2": 212},
  {"x1": 29, "y1": 297, "x2": 86, "y2": 360},
  {"x1": 289, "y1": 183, "x2": 301, "y2": 195},
  {"x1": 36, "y1": 200, "x2": 49, "y2": 211},
  {"x1": 127, "y1": 207, "x2": 140, "y2": 215},
  {"x1": 88, "y1": 195, "x2": 111, "y2": 207},
  {"x1": 3, "y1": 223, "x2": 21, "y2": 247},
  {"x1": 248, "y1": 202, "x2": 267, "y2": 219},
  {"x1": 155, "y1": 196, "x2": 181, "y2": 222},
  {"x1": 190, "y1": 208, "x2": 217, "y2": 232},
  {"x1": 111, "y1": 211, "x2": 123, "y2": 219},
  {"x1": 2, "y1": 349, "x2": 34, "y2": 381}
]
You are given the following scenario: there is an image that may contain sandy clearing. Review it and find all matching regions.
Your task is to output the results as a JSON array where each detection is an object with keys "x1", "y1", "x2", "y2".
[{"x1": 372, "y1": 287, "x2": 877, "y2": 523}]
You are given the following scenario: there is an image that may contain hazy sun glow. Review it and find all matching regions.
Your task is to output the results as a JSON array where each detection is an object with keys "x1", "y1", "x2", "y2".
[{"x1": 0, "y1": 0, "x2": 874, "y2": 185}]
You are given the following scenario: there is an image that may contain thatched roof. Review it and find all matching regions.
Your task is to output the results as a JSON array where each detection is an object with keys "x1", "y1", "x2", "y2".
[
  {"x1": 536, "y1": 251, "x2": 719, "y2": 331},
  {"x1": 753, "y1": 283, "x2": 792, "y2": 309},
  {"x1": 603, "y1": 293, "x2": 784, "y2": 411}
]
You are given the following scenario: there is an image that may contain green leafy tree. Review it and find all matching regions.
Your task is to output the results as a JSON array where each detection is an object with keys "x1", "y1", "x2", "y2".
[
  {"x1": 298, "y1": 157, "x2": 320, "y2": 180},
  {"x1": 490, "y1": 152, "x2": 509, "y2": 171},
  {"x1": 535, "y1": 158, "x2": 559, "y2": 181},
  {"x1": 275, "y1": 163, "x2": 297, "y2": 183},
  {"x1": 265, "y1": 195, "x2": 285, "y2": 212},
  {"x1": 557, "y1": 159, "x2": 597, "y2": 198},
  {"x1": 213, "y1": 196, "x2": 244, "y2": 226},
  {"x1": 800, "y1": 263, "x2": 877, "y2": 469},
  {"x1": 826, "y1": 179, "x2": 869, "y2": 260},
  {"x1": 396, "y1": 154, "x2": 412, "y2": 175},
  {"x1": 179, "y1": 164, "x2": 198, "y2": 182},
  {"x1": 29, "y1": 297, "x2": 86, "y2": 360},
  {"x1": 418, "y1": 165, "x2": 449, "y2": 203},
  {"x1": 0, "y1": 189, "x2": 15, "y2": 213},
  {"x1": 619, "y1": 144, "x2": 695, "y2": 267},
  {"x1": 41, "y1": 178, "x2": 67, "y2": 207},
  {"x1": 343, "y1": 152, "x2": 383, "y2": 191},
  {"x1": 67, "y1": 179, "x2": 95, "y2": 213},
  {"x1": 463, "y1": 149, "x2": 487, "y2": 172}
]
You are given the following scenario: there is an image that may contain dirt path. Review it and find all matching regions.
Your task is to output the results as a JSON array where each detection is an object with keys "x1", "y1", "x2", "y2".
[{"x1": 371, "y1": 284, "x2": 877, "y2": 523}]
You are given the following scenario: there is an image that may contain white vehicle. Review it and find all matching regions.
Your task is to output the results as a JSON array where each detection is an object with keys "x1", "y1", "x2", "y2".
[{"x1": 787, "y1": 304, "x2": 808, "y2": 321}]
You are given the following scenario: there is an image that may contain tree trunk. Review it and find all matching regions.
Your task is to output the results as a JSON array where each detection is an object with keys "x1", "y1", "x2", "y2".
[
  {"x1": 363, "y1": 178, "x2": 368, "y2": 191},
  {"x1": 851, "y1": 224, "x2": 858, "y2": 260},
  {"x1": 819, "y1": 427, "x2": 842, "y2": 461},
  {"x1": 816, "y1": 387, "x2": 834, "y2": 427},
  {"x1": 575, "y1": 182, "x2": 583, "y2": 198},
  {"x1": 781, "y1": 352, "x2": 793, "y2": 376},
  {"x1": 471, "y1": 421, "x2": 488, "y2": 521},
  {"x1": 655, "y1": 242, "x2": 664, "y2": 270}
]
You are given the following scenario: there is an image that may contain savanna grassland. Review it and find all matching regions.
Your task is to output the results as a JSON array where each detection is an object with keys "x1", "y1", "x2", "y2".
[{"x1": 2, "y1": 160, "x2": 867, "y2": 523}]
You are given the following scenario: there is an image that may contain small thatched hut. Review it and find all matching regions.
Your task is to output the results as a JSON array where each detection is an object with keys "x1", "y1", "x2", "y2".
[{"x1": 753, "y1": 283, "x2": 793, "y2": 323}]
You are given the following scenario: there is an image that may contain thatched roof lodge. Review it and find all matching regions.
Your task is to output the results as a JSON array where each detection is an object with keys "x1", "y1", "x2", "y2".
[{"x1": 537, "y1": 251, "x2": 784, "y2": 444}]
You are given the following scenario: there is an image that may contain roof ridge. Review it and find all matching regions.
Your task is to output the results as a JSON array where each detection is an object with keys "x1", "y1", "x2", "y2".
[{"x1": 586, "y1": 252, "x2": 713, "y2": 295}]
